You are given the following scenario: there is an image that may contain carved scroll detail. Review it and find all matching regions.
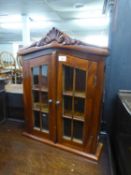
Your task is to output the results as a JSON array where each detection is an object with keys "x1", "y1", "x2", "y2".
[{"x1": 29, "y1": 27, "x2": 87, "y2": 47}]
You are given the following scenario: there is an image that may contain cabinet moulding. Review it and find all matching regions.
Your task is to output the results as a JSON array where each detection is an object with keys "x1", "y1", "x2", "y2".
[
  {"x1": 18, "y1": 27, "x2": 108, "y2": 57},
  {"x1": 30, "y1": 27, "x2": 87, "y2": 47}
]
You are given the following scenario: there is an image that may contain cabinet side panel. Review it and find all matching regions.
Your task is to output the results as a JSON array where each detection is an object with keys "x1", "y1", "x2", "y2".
[{"x1": 89, "y1": 60, "x2": 105, "y2": 153}]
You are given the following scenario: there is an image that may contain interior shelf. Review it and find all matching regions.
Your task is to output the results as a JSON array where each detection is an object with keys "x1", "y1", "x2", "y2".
[
  {"x1": 74, "y1": 91, "x2": 86, "y2": 98},
  {"x1": 33, "y1": 108, "x2": 40, "y2": 112},
  {"x1": 63, "y1": 91, "x2": 86, "y2": 98},
  {"x1": 41, "y1": 87, "x2": 48, "y2": 92},
  {"x1": 33, "y1": 102, "x2": 48, "y2": 113},
  {"x1": 63, "y1": 114, "x2": 84, "y2": 121},
  {"x1": 33, "y1": 102, "x2": 41, "y2": 109},
  {"x1": 34, "y1": 127, "x2": 40, "y2": 131},
  {"x1": 73, "y1": 115, "x2": 84, "y2": 121},
  {"x1": 32, "y1": 87, "x2": 48, "y2": 92},
  {"x1": 63, "y1": 110, "x2": 72, "y2": 118},
  {"x1": 63, "y1": 136, "x2": 71, "y2": 141},
  {"x1": 72, "y1": 138, "x2": 83, "y2": 144},
  {"x1": 74, "y1": 111, "x2": 84, "y2": 117},
  {"x1": 41, "y1": 107, "x2": 49, "y2": 113},
  {"x1": 41, "y1": 129, "x2": 49, "y2": 133},
  {"x1": 63, "y1": 91, "x2": 73, "y2": 96},
  {"x1": 32, "y1": 87, "x2": 40, "y2": 91},
  {"x1": 63, "y1": 114, "x2": 72, "y2": 119}
]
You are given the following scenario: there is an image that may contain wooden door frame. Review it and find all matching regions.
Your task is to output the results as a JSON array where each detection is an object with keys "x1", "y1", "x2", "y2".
[
  {"x1": 23, "y1": 53, "x2": 57, "y2": 142},
  {"x1": 56, "y1": 53, "x2": 93, "y2": 151}
]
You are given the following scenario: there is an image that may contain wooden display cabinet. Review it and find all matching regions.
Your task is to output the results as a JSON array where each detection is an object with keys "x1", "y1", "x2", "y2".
[{"x1": 18, "y1": 28, "x2": 108, "y2": 161}]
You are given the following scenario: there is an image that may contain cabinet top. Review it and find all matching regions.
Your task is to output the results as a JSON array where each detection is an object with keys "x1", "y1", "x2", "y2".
[{"x1": 18, "y1": 27, "x2": 109, "y2": 57}]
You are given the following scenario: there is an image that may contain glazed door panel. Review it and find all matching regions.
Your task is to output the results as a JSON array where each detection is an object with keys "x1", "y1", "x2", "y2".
[
  {"x1": 56, "y1": 55, "x2": 98, "y2": 150},
  {"x1": 26, "y1": 54, "x2": 56, "y2": 141}
]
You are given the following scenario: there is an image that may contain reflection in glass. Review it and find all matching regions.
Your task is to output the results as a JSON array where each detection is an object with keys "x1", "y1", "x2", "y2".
[
  {"x1": 41, "y1": 65, "x2": 48, "y2": 91},
  {"x1": 63, "y1": 96, "x2": 72, "y2": 117},
  {"x1": 63, "y1": 118, "x2": 71, "y2": 140},
  {"x1": 34, "y1": 111, "x2": 40, "y2": 129},
  {"x1": 32, "y1": 90, "x2": 40, "y2": 110},
  {"x1": 73, "y1": 120, "x2": 83, "y2": 143},
  {"x1": 41, "y1": 92, "x2": 48, "y2": 113},
  {"x1": 75, "y1": 69, "x2": 86, "y2": 92},
  {"x1": 41, "y1": 113, "x2": 49, "y2": 132},
  {"x1": 74, "y1": 97, "x2": 85, "y2": 119},
  {"x1": 63, "y1": 66, "x2": 73, "y2": 93},
  {"x1": 32, "y1": 67, "x2": 39, "y2": 88}
]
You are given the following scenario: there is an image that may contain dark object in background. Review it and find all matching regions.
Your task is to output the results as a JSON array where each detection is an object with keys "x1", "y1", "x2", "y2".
[
  {"x1": 5, "y1": 84, "x2": 24, "y2": 122},
  {"x1": 0, "y1": 78, "x2": 6, "y2": 122},
  {"x1": 113, "y1": 90, "x2": 131, "y2": 175}
]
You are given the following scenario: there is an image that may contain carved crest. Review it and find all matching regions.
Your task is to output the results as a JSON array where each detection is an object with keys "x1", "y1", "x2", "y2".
[{"x1": 29, "y1": 27, "x2": 87, "y2": 47}]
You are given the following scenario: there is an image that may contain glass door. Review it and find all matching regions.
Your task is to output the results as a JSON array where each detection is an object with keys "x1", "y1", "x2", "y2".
[
  {"x1": 62, "y1": 66, "x2": 86, "y2": 144},
  {"x1": 29, "y1": 55, "x2": 56, "y2": 140},
  {"x1": 32, "y1": 65, "x2": 49, "y2": 132},
  {"x1": 57, "y1": 55, "x2": 98, "y2": 150}
]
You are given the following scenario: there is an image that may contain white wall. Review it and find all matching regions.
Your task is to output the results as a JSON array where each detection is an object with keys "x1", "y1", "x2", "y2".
[
  {"x1": 0, "y1": 43, "x2": 20, "y2": 58},
  {"x1": 0, "y1": 44, "x2": 14, "y2": 53}
]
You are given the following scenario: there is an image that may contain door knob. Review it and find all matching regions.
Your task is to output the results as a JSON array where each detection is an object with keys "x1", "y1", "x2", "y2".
[
  {"x1": 48, "y1": 99, "x2": 53, "y2": 103},
  {"x1": 56, "y1": 100, "x2": 60, "y2": 105},
  {"x1": 42, "y1": 113, "x2": 46, "y2": 117}
]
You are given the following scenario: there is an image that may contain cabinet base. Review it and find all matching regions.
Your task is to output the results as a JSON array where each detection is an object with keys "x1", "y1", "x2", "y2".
[{"x1": 23, "y1": 132, "x2": 103, "y2": 161}]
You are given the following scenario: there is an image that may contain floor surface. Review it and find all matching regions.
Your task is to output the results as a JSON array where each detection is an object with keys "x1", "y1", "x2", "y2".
[{"x1": 0, "y1": 121, "x2": 113, "y2": 175}]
